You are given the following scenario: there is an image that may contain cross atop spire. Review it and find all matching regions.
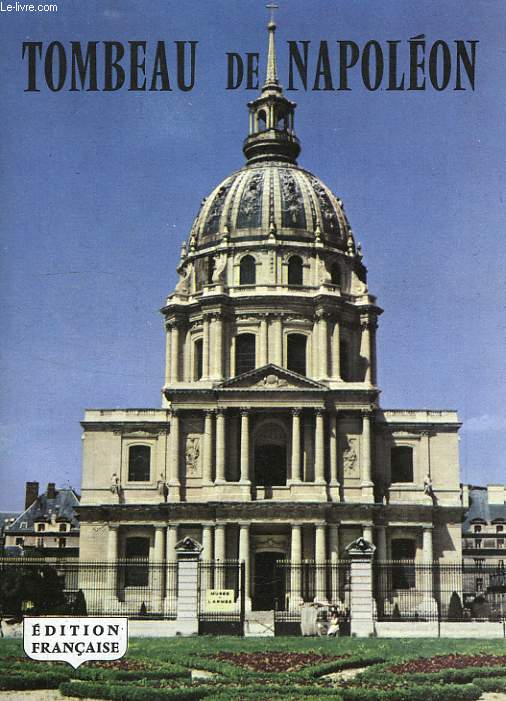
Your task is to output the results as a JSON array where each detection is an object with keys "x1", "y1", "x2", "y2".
[{"x1": 264, "y1": 4, "x2": 280, "y2": 91}]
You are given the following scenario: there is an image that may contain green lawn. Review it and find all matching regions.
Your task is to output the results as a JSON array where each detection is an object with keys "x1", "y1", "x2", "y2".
[{"x1": 1, "y1": 637, "x2": 506, "y2": 700}]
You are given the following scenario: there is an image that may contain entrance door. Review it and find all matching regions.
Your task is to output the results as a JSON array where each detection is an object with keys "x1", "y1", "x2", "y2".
[
  {"x1": 253, "y1": 551, "x2": 285, "y2": 610},
  {"x1": 254, "y1": 444, "x2": 287, "y2": 486}
]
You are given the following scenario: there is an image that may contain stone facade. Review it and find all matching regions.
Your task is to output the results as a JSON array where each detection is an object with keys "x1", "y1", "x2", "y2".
[{"x1": 78, "y1": 19, "x2": 463, "y2": 614}]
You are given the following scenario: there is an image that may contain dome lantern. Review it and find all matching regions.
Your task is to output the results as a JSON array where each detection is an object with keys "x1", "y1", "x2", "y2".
[{"x1": 243, "y1": 9, "x2": 301, "y2": 164}]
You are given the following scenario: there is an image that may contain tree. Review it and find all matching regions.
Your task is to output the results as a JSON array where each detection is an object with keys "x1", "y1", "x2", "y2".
[{"x1": 447, "y1": 591, "x2": 463, "y2": 620}]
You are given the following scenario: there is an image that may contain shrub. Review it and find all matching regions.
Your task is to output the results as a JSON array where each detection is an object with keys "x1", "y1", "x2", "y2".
[
  {"x1": 446, "y1": 592, "x2": 463, "y2": 621},
  {"x1": 60, "y1": 681, "x2": 211, "y2": 700},
  {"x1": 0, "y1": 670, "x2": 70, "y2": 690},
  {"x1": 339, "y1": 684, "x2": 481, "y2": 701},
  {"x1": 472, "y1": 677, "x2": 506, "y2": 692}
]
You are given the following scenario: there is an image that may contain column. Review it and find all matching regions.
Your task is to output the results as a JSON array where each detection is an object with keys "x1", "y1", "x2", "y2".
[
  {"x1": 332, "y1": 320, "x2": 341, "y2": 380},
  {"x1": 361, "y1": 410, "x2": 373, "y2": 486},
  {"x1": 290, "y1": 525, "x2": 302, "y2": 608},
  {"x1": 318, "y1": 313, "x2": 328, "y2": 379},
  {"x1": 169, "y1": 411, "x2": 181, "y2": 493},
  {"x1": 329, "y1": 412, "x2": 338, "y2": 487},
  {"x1": 170, "y1": 323, "x2": 180, "y2": 383},
  {"x1": 259, "y1": 316, "x2": 268, "y2": 366},
  {"x1": 315, "y1": 524, "x2": 327, "y2": 602},
  {"x1": 329, "y1": 525, "x2": 340, "y2": 604},
  {"x1": 303, "y1": 414, "x2": 313, "y2": 482},
  {"x1": 105, "y1": 525, "x2": 119, "y2": 600},
  {"x1": 239, "y1": 523, "x2": 251, "y2": 606},
  {"x1": 376, "y1": 525, "x2": 387, "y2": 618},
  {"x1": 422, "y1": 527, "x2": 433, "y2": 563},
  {"x1": 203, "y1": 410, "x2": 214, "y2": 483},
  {"x1": 202, "y1": 315, "x2": 210, "y2": 380},
  {"x1": 164, "y1": 326, "x2": 171, "y2": 385},
  {"x1": 215, "y1": 409, "x2": 226, "y2": 483},
  {"x1": 201, "y1": 524, "x2": 213, "y2": 597},
  {"x1": 291, "y1": 409, "x2": 302, "y2": 483},
  {"x1": 360, "y1": 320, "x2": 372, "y2": 383},
  {"x1": 213, "y1": 313, "x2": 224, "y2": 380},
  {"x1": 153, "y1": 526, "x2": 165, "y2": 606},
  {"x1": 240, "y1": 410, "x2": 250, "y2": 483},
  {"x1": 314, "y1": 409, "x2": 325, "y2": 484},
  {"x1": 166, "y1": 524, "x2": 178, "y2": 562},
  {"x1": 370, "y1": 321, "x2": 377, "y2": 385},
  {"x1": 421, "y1": 526, "x2": 436, "y2": 613},
  {"x1": 271, "y1": 315, "x2": 283, "y2": 366},
  {"x1": 363, "y1": 525, "x2": 373, "y2": 543},
  {"x1": 214, "y1": 523, "x2": 226, "y2": 588}
]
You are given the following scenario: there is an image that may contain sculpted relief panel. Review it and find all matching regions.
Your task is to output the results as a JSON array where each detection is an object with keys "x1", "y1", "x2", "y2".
[
  {"x1": 341, "y1": 436, "x2": 360, "y2": 479},
  {"x1": 185, "y1": 434, "x2": 202, "y2": 478}
]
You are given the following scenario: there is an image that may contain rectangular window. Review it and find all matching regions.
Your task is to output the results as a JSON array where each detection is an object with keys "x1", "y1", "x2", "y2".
[
  {"x1": 15, "y1": 537, "x2": 23, "y2": 546},
  {"x1": 128, "y1": 445, "x2": 151, "y2": 481},
  {"x1": 474, "y1": 525, "x2": 482, "y2": 533},
  {"x1": 59, "y1": 523, "x2": 67, "y2": 532},
  {"x1": 36, "y1": 537, "x2": 44, "y2": 547},
  {"x1": 36, "y1": 523, "x2": 46, "y2": 532},
  {"x1": 58, "y1": 538, "x2": 66, "y2": 548},
  {"x1": 497, "y1": 525, "x2": 504, "y2": 533},
  {"x1": 391, "y1": 446, "x2": 414, "y2": 483},
  {"x1": 124, "y1": 537, "x2": 150, "y2": 587}
]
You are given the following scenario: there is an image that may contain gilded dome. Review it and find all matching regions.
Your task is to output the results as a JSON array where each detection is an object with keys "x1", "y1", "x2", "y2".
[{"x1": 189, "y1": 161, "x2": 350, "y2": 252}]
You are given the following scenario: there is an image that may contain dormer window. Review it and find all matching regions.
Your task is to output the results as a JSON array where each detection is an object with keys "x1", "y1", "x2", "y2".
[
  {"x1": 474, "y1": 525, "x2": 482, "y2": 533},
  {"x1": 59, "y1": 523, "x2": 67, "y2": 532},
  {"x1": 36, "y1": 523, "x2": 46, "y2": 532},
  {"x1": 496, "y1": 525, "x2": 504, "y2": 533}
]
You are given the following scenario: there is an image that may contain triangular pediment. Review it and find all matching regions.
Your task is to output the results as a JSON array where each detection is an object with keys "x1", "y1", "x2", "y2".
[{"x1": 219, "y1": 364, "x2": 327, "y2": 391}]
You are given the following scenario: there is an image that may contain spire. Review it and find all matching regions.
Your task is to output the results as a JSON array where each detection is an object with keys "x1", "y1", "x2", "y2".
[
  {"x1": 242, "y1": 6, "x2": 301, "y2": 164},
  {"x1": 264, "y1": 5, "x2": 281, "y2": 92}
]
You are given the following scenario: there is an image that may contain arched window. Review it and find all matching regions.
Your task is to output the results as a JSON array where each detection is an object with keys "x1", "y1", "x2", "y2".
[
  {"x1": 287, "y1": 256, "x2": 303, "y2": 286},
  {"x1": 239, "y1": 255, "x2": 256, "y2": 285},
  {"x1": 391, "y1": 446, "x2": 414, "y2": 483},
  {"x1": 128, "y1": 445, "x2": 151, "y2": 481},
  {"x1": 257, "y1": 110, "x2": 266, "y2": 131},
  {"x1": 207, "y1": 256, "x2": 215, "y2": 284},
  {"x1": 287, "y1": 334, "x2": 307, "y2": 375},
  {"x1": 235, "y1": 334, "x2": 256, "y2": 375},
  {"x1": 330, "y1": 262, "x2": 341, "y2": 286},
  {"x1": 340, "y1": 339, "x2": 351, "y2": 381},
  {"x1": 194, "y1": 338, "x2": 203, "y2": 380}
]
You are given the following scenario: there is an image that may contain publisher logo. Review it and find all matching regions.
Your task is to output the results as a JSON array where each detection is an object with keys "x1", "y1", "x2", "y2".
[{"x1": 23, "y1": 617, "x2": 128, "y2": 669}]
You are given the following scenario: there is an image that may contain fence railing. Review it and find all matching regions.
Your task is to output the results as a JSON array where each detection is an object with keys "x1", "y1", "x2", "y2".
[
  {"x1": 198, "y1": 560, "x2": 245, "y2": 635},
  {"x1": 374, "y1": 561, "x2": 506, "y2": 622},
  {"x1": 273, "y1": 560, "x2": 351, "y2": 622},
  {"x1": 0, "y1": 558, "x2": 178, "y2": 620}
]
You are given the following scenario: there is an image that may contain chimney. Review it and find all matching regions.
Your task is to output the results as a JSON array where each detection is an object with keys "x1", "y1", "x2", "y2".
[
  {"x1": 487, "y1": 485, "x2": 505, "y2": 505},
  {"x1": 47, "y1": 482, "x2": 57, "y2": 500},
  {"x1": 25, "y1": 481, "x2": 39, "y2": 510}
]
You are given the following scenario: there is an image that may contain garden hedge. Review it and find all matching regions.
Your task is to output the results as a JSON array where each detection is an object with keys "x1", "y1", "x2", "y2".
[
  {"x1": 60, "y1": 681, "x2": 212, "y2": 701},
  {"x1": 0, "y1": 670, "x2": 70, "y2": 690}
]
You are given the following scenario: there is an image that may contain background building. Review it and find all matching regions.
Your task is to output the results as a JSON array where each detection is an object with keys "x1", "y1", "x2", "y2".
[
  {"x1": 78, "y1": 21, "x2": 462, "y2": 617},
  {"x1": 4, "y1": 482, "x2": 80, "y2": 558}
]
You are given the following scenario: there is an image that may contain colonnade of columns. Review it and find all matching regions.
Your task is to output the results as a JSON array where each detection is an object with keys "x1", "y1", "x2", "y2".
[
  {"x1": 167, "y1": 407, "x2": 374, "y2": 492},
  {"x1": 165, "y1": 311, "x2": 378, "y2": 385},
  {"x1": 105, "y1": 521, "x2": 435, "y2": 608}
]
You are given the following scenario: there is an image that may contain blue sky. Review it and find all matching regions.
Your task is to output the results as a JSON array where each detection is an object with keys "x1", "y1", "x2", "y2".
[{"x1": 0, "y1": 0, "x2": 504, "y2": 509}]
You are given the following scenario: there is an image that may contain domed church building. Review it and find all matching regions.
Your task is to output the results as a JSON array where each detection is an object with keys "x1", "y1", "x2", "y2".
[{"x1": 79, "y1": 19, "x2": 462, "y2": 619}]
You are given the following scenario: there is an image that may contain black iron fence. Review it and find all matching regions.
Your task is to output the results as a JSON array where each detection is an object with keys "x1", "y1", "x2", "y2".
[
  {"x1": 374, "y1": 561, "x2": 506, "y2": 622},
  {"x1": 0, "y1": 558, "x2": 178, "y2": 620},
  {"x1": 198, "y1": 560, "x2": 245, "y2": 635}
]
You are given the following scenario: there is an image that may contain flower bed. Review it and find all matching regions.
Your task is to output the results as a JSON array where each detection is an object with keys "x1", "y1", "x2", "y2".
[
  {"x1": 207, "y1": 651, "x2": 346, "y2": 673},
  {"x1": 389, "y1": 654, "x2": 506, "y2": 674}
]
